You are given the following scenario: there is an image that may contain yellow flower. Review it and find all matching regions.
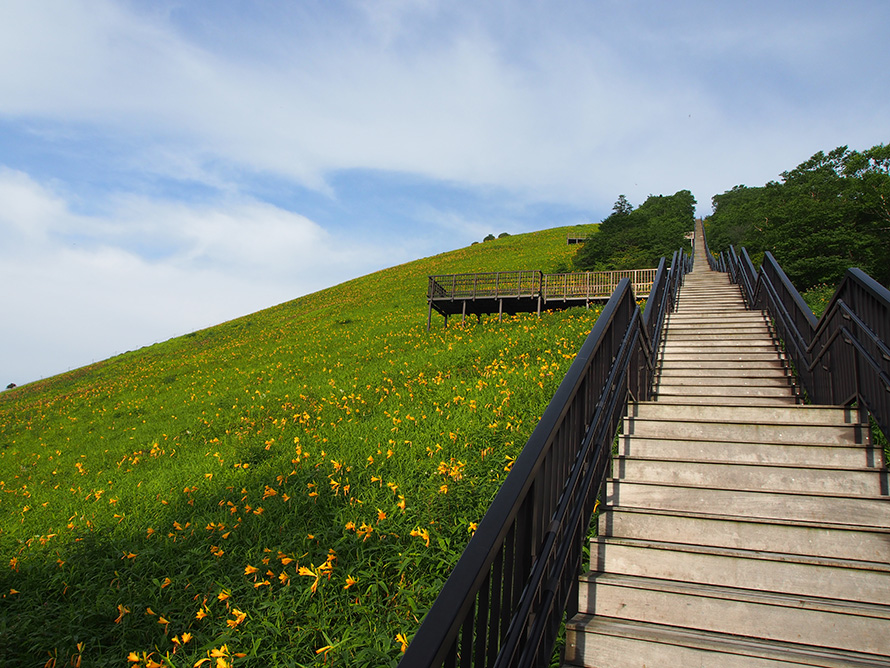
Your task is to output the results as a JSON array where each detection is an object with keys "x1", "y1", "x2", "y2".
[
  {"x1": 410, "y1": 527, "x2": 430, "y2": 548},
  {"x1": 396, "y1": 632, "x2": 409, "y2": 652},
  {"x1": 244, "y1": 564, "x2": 259, "y2": 575},
  {"x1": 344, "y1": 575, "x2": 358, "y2": 589},
  {"x1": 114, "y1": 604, "x2": 130, "y2": 623},
  {"x1": 226, "y1": 609, "x2": 247, "y2": 628}
]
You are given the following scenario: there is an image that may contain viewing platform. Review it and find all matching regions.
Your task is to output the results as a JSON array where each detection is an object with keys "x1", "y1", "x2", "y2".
[{"x1": 427, "y1": 268, "x2": 657, "y2": 328}]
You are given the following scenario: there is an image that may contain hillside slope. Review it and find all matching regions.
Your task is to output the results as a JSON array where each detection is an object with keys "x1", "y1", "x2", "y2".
[{"x1": 0, "y1": 225, "x2": 600, "y2": 667}]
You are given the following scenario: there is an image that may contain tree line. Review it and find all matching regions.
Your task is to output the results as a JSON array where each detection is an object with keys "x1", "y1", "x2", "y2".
[
  {"x1": 706, "y1": 143, "x2": 890, "y2": 290},
  {"x1": 570, "y1": 142, "x2": 888, "y2": 292},
  {"x1": 573, "y1": 190, "x2": 696, "y2": 271}
]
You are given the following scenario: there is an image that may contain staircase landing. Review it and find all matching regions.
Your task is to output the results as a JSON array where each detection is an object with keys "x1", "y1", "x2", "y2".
[{"x1": 564, "y1": 227, "x2": 890, "y2": 666}]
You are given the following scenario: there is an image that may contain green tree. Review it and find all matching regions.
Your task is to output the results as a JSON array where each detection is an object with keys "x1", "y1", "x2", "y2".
[
  {"x1": 575, "y1": 191, "x2": 695, "y2": 271},
  {"x1": 706, "y1": 143, "x2": 890, "y2": 289}
]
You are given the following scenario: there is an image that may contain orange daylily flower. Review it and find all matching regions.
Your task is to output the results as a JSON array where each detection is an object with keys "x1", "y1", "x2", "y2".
[
  {"x1": 226, "y1": 608, "x2": 247, "y2": 628},
  {"x1": 114, "y1": 604, "x2": 131, "y2": 623}
]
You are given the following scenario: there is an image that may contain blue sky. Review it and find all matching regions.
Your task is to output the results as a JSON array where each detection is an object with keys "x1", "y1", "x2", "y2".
[{"x1": 1, "y1": 0, "x2": 888, "y2": 384}]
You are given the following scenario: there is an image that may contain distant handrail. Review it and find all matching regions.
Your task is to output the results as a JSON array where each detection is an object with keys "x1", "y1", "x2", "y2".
[
  {"x1": 401, "y1": 250, "x2": 690, "y2": 668},
  {"x1": 709, "y1": 231, "x2": 889, "y2": 438},
  {"x1": 542, "y1": 269, "x2": 657, "y2": 301},
  {"x1": 428, "y1": 271, "x2": 543, "y2": 301},
  {"x1": 428, "y1": 269, "x2": 660, "y2": 303},
  {"x1": 700, "y1": 220, "x2": 724, "y2": 272}
]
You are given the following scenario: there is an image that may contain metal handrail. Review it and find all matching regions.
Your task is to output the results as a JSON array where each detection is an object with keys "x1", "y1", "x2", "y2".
[
  {"x1": 706, "y1": 231, "x2": 889, "y2": 438},
  {"x1": 400, "y1": 251, "x2": 689, "y2": 668},
  {"x1": 701, "y1": 221, "x2": 721, "y2": 272}
]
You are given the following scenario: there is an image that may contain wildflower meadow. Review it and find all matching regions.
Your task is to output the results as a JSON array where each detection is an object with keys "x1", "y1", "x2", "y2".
[{"x1": 0, "y1": 226, "x2": 603, "y2": 667}]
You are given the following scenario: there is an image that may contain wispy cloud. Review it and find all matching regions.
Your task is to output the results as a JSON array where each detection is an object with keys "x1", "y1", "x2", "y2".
[{"x1": 0, "y1": 168, "x2": 400, "y2": 380}]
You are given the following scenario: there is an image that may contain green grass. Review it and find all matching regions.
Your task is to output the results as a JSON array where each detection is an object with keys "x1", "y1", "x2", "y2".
[{"x1": 0, "y1": 225, "x2": 598, "y2": 667}]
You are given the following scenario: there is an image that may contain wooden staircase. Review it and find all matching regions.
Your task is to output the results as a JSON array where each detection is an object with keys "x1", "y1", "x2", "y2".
[{"x1": 563, "y1": 228, "x2": 890, "y2": 666}]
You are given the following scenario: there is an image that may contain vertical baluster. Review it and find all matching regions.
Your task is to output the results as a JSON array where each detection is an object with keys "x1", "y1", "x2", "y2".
[
  {"x1": 473, "y1": 572, "x2": 491, "y2": 667},
  {"x1": 460, "y1": 602, "x2": 475, "y2": 668},
  {"x1": 487, "y1": 549, "x2": 504, "y2": 666}
]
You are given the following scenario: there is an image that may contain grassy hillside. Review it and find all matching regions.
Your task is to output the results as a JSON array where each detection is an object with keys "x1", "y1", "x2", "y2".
[{"x1": 0, "y1": 225, "x2": 600, "y2": 667}]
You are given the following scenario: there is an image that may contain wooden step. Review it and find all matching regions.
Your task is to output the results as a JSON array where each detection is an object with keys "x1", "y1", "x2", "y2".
[
  {"x1": 656, "y1": 374, "x2": 792, "y2": 385},
  {"x1": 629, "y1": 402, "x2": 858, "y2": 425},
  {"x1": 662, "y1": 343, "x2": 779, "y2": 353},
  {"x1": 657, "y1": 366, "x2": 790, "y2": 378},
  {"x1": 605, "y1": 480, "x2": 890, "y2": 527},
  {"x1": 655, "y1": 394, "x2": 800, "y2": 405},
  {"x1": 612, "y1": 456, "x2": 885, "y2": 495},
  {"x1": 565, "y1": 616, "x2": 890, "y2": 668},
  {"x1": 660, "y1": 351, "x2": 788, "y2": 363},
  {"x1": 655, "y1": 384, "x2": 793, "y2": 397},
  {"x1": 663, "y1": 331, "x2": 773, "y2": 341},
  {"x1": 589, "y1": 537, "x2": 890, "y2": 604},
  {"x1": 599, "y1": 506, "x2": 890, "y2": 562},
  {"x1": 576, "y1": 573, "x2": 890, "y2": 655},
  {"x1": 658, "y1": 358, "x2": 789, "y2": 370},
  {"x1": 618, "y1": 435, "x2": 882, "y2": 468},
  {"x1": 625, "y1": 417, "x2": 861, "y2": 445}
]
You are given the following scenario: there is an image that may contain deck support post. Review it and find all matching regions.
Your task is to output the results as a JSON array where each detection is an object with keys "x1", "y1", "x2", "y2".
[
  {"x1": 462, "y1": 300, "x2": 467, "y2": 325},
  {"x1": 427, "y1": 300, "x2": 433, "y2": 331},
  {"x1": 498, "y1": 299, "x2": 503, "y2": 322}
]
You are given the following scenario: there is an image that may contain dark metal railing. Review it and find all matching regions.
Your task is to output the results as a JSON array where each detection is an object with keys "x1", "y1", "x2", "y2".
[
  {"x1": 717, "y1": 240, "x2": 889, "y2": 439},
  {"x1": 542, "y1": 269, "x2": 658, "y2": 302},
  {"x1": 700, "y1": 221, "x2": 725, "y2": 272},
  {"x1": 428, "y1": 271, "x2": 544, "y2": 301},
  {"x1": 428, "y1": 269, "x2": 660, "y2": 303},
  {"x1": 401, "y1": 251, "x2": 689, "y2": 668}
]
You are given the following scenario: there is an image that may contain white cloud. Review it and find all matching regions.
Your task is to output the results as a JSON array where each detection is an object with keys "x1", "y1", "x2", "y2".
[
  {"x1": 0, "y1": 167, "x2": 71, "y2": 239},
  {"x1": 0, "y1": 168, "x2": 403, "y2": 383},
  {"x1": 7, "y1": 0, "x2": 885, "y2": 208}
]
